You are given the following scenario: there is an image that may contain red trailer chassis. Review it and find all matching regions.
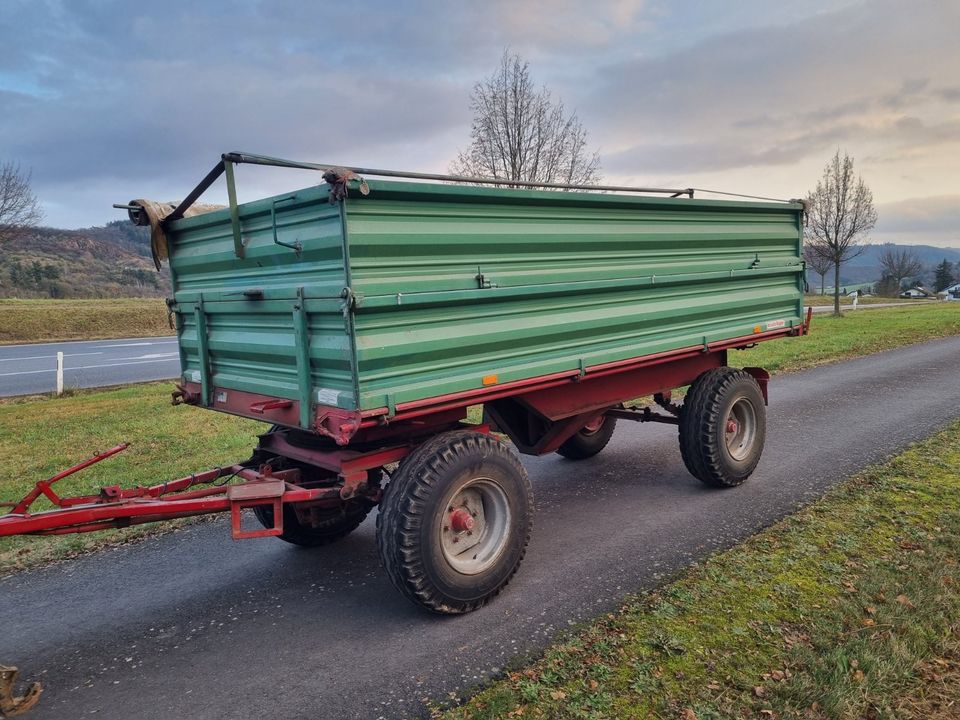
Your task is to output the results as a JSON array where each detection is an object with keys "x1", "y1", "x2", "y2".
[{"x1": 0, "y1": 315, "x2": 809, "y2": 541}]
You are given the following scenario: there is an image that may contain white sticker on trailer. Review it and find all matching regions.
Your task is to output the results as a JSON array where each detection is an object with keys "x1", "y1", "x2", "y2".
[
  {"x1": 766, "y1": 319, "x2": 787, "y2": 330},
  {"x1": 315, "y1": 388, "x2": 341, "y2": 406}
]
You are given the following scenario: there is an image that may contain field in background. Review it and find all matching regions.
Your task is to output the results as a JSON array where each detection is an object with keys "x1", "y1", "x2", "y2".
[
  {"x1": 0, "y1": 298, "x2": 172, "y2": 344},
  {"x1": 0, "y1": 303, "x2": 958, "y2": 572},
  {"x1": 0, "y1": 296, "x2": 945, "y2": 345}
]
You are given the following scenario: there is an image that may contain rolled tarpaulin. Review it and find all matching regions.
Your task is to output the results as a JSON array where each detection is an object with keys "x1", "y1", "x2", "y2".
[{"x1": 128, "y1": 199, "x2": 225, "y2": 270}]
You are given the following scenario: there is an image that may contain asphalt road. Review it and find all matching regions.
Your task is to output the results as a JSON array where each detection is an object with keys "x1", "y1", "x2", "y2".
[
  {"x1": 0, "y1": 337, "x2": 179, "y2": 397},
  {"x1": 3, "y1": 335, "x2": 960, "y2": 719}
]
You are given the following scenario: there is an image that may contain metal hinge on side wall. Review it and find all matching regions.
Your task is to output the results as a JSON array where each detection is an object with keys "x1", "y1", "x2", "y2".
[{"x1": 340, "y1": 287, "x2": 363, "y2": 316}]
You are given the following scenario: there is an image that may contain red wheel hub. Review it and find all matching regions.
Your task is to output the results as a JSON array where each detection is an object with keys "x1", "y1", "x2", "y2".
[
  {"x1": 726, "y1": 418, "x2": 739, "y2": 434},
  {"x1": 582, "y1": 417, "x2": 605, "y2": 433},
  {"x1": 449, "y1": 508, "x2": 475, "y2": 533}
]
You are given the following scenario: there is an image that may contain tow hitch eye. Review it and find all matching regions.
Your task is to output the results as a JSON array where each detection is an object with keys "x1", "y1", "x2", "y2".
[{"x1": 449, "y1": 508, "x2": 475, "y2": 533}]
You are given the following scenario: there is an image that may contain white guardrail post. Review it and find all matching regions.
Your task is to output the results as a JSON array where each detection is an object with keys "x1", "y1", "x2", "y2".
[{"x1": 56, "y1": 352, "x2": 64, "y2": 396}]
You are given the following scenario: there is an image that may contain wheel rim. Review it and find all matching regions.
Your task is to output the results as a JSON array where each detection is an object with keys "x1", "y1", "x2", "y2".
[
  {"x1": 724, "y1": 397, "x2": 757, "y2": 461},
  {"x1": 438, "y1": 477, "x2": 511, "y2": 576}
]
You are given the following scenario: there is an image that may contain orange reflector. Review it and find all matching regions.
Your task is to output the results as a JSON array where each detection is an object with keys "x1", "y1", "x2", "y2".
[
  {"x1": 482, "y1": 374, "x2": 498, "y2": 386},
  {"x1": 753, "y1": 325, "x2": 762, "y2": 334}
]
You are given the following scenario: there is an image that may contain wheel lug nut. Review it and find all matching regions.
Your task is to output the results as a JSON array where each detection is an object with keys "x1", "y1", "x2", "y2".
[{"x1": 452, "y1": 536, "x2": 459, "y2": 543}]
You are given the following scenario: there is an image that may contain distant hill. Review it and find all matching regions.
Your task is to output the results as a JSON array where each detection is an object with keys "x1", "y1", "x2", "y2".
[
  {"x1": 1, "y1": 222, "x2": 956, "y2": 300},
  {"x1": 807, "y1": 243, "x2": 960, "y2": 288},
  {"x1": 0, "y1": 221, "x2": 171, "y2": 298}
]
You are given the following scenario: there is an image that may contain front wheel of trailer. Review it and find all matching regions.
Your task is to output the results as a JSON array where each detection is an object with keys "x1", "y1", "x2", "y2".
[{"x1": 376, "y1": 430, "x2": 533, "y2": 614}]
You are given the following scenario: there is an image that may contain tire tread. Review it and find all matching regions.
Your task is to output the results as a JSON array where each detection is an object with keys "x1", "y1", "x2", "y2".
[
  {"x1": 376, "y1": 431, "x2": 533, "y2": 614},
  {"x1": 679, "y1": 368, "x2": 765, "y2": 488}
]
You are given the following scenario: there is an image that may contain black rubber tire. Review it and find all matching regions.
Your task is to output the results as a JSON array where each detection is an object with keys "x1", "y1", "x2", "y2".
[
  {"x1": 556, "y1": 416, "x2": 617, "y2": 460},
  {"x1": 254, "y1": 501, "x2": 372, "y2": 547},
  {"x1": 376, "y1": 430, "x2": 533, "y2": 614},
  {"x1": 679, "y1": 368, "x2": 766, "y2": 488}
]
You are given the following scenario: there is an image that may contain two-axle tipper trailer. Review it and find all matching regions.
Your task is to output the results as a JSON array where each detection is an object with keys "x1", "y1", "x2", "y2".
[{"x1": 0, "y1": 153, "x2": 810, "y2": 614}]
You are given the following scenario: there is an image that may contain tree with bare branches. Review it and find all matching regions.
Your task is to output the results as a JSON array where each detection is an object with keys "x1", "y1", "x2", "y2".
[
  {"x1": 803, "y1": 243, "x2": 833, "y2": 295},
  {"x1": 877, "y1": 245, "x2": 922, "y2": 296},
  {"x1": 804, "y1": 150, "x2": 877, "y2": 315},
  {"x1": 451, "y1": 51, "x2": 600, "y2": 186},
  {"x1": 0, "y1": 162, "x2": 42, "y2": 245}
]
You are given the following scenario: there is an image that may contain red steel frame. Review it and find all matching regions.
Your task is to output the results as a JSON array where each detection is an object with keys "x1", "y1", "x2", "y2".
[{"x1": 0, "y1": 318, "x2": 809, "y2": 540}]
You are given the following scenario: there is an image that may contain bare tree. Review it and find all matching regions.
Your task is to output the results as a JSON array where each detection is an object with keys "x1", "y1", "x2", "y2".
[
  {"x1": 804, "y1": 150, "x2": 877, "y2": 315},
  {"x1": 451, "y1": 51, "x2": 601, "y2": 186},
  {"x1": 877, "y1": 245, "x2": 922, "y2": 295},
  {"x1": 0, "y1": 162, "x2": 43, "y2": 245},
  {"x1": 803, "y1": 243, "x2": 833, "y2": 295}
]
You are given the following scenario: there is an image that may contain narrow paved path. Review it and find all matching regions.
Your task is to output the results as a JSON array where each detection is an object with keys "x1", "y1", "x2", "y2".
[
  {"x1": 0, "y1": 337, "x2": 178, "y2": 397},
  {"x1": 810, "y1": 300, "x2": 935, "y2": 313},
  {"x1": 3, "y1": 336, "x2": 960, "y2": 719}
]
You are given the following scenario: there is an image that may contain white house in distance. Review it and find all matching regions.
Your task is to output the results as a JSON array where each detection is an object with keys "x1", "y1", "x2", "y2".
[
  {"x1": 900, "y1": 286, "x2": 935, "y2": 299},
  {"x1": 937, "y1": 282, "x2": 960, "y2": 301}
]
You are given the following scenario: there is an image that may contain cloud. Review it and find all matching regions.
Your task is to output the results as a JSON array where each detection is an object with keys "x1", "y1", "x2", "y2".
[
  {"x1": 876, "y1": 195, "x2": 960, "y2": 234},
  {"x1": 0, "y1": 0, "x2": 958, "y2": 243},
  {"x1": 584, "y1": 0, "x2": 960, "y2": 171}
]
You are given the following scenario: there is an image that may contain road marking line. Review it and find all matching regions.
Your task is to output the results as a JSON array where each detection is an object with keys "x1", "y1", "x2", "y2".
[
  {"x1": 0, "y1": 337, "x2": 176, "y2": 350},
  {"x1": 0, "y1": 358, "x2": 180, "y2": 377},
  {"x1": 91, "y1": 341, "x2": 177, "y2": 348},
  {"x1": 0, "y1": 352, "x2": 103, "y2": 362},
  {"x1": 132, "y1": 353, "x2": 179, "y2": 360}
]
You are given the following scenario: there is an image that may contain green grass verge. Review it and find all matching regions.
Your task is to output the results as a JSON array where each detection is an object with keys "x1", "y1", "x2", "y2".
[
  {"x1": 0, "y1": 298, "x2": 172, "y2": 344},
  {"x1": 736, "y1": 303, "x2": 960, "y2": 375},
  {"x1": 0, "y1": 303, "x2": 957, "y2": 574},
  {"x1": 440, "y1": 420, "x2": 960, "y2": 720}
]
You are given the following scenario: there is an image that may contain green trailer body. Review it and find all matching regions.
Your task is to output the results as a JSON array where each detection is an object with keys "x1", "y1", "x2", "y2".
[{"x1": 168, "y1": 179, "x2": 804, "y2": 430}]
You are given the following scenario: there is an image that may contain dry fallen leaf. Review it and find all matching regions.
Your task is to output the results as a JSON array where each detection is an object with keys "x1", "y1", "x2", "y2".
[
  {"x1": 865, "y1": 606, "x2": 876, "y2": 615},
  {"x1": 682, "y1": 709, "x2": 698, "y2": 720},
  {"x1": 754, "y1": 685, "x2": 766, "y2": 697},
  {"x1": 896, "y1": 594, "x2": 916, "y2": 609},
  {"x1": 853, "y1": 669, "x2": 865, "y2": 682},
  {"x1": 706, "y1": 681, "x2": 721, "y2": 691},
  {"x1": 549, "y1": 690, "x2": 566, "y2": 701},
  {"x1": 770, "y1": 670, "x2": 785, "y2": 681},
  {"x1": 588, "y1": 679, "x2": 599, "y2": 690}
]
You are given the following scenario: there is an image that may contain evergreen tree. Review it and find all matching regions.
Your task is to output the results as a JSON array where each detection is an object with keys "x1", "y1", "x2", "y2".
[{"x1": 934, "y1": 259, "x2": 955, "y2": 292}]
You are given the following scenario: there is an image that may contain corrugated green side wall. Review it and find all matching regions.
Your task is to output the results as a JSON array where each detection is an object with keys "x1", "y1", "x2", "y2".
[
  {"x1": 167, "y1": 180, "x2": 803, "y2": 420},
  {"x1": 345, "y1": 182, "x2": 803, "y2": 411}
]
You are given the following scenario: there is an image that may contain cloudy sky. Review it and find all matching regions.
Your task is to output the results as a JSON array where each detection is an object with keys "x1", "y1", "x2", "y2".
[{"x1": 2, "y1": 0, "x2": 958, "y2": 246}]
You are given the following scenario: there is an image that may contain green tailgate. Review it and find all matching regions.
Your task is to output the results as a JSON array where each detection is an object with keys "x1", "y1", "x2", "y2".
[{"x1": 167, "y1": 180, "x2": 803, "y2": 424}]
